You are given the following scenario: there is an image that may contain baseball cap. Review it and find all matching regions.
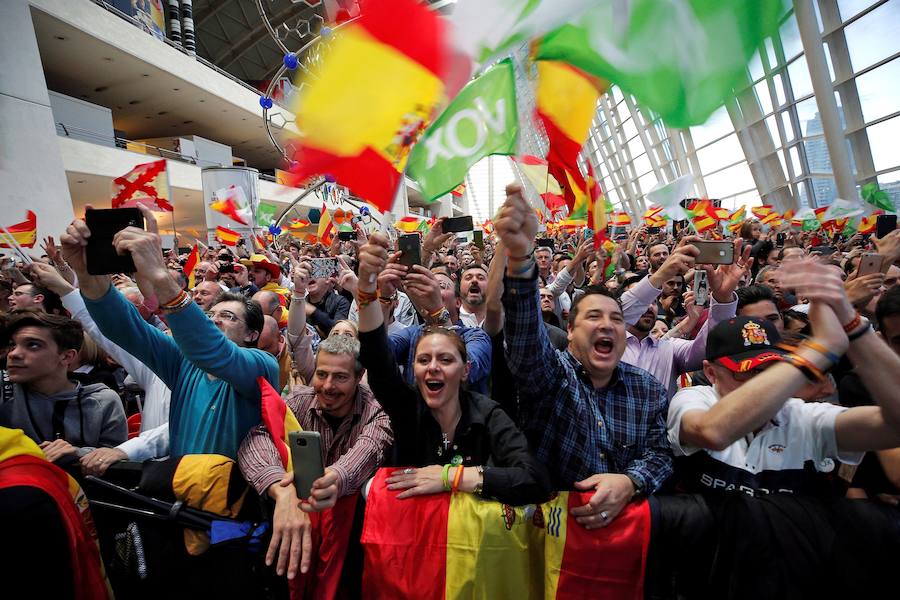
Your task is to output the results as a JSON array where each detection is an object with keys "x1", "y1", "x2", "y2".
[
  {"x1": 706, "y1": 316, "x2": 786, "y2": 372},
  {"x1": 240, "y1": 254, "x2": 281, "y2": 279}
]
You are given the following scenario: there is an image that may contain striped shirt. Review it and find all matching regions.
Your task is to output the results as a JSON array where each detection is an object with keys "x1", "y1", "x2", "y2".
[{"x1": 237, "y1": 384, "x2": 393, "y2": 497}]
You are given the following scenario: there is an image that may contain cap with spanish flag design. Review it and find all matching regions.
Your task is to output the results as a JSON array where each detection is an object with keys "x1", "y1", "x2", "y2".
[{"x1": 706, "y1": 316, "x2": 786, "y2": 372}]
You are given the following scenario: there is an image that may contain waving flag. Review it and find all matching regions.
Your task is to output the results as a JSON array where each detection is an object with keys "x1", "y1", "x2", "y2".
[
  {"x1": 317, "y1": 206, "x2": 334, "y2": 246},
  {"x1": 450, "y1": 183, "x2": 466, "y2": 197},
  {"x1": 288, "y1": 0, "x2": 448, "y2": 212},
  {"x1": 258, "y1": 376, "x2": 302, "y2": 471},
  {"x1": 861, "y1": 182, "x2": 895, "y2": 212},
  {"x1": 751, "y1": 205, "x2": 774, "y2": 220},
  {"x1": 643, "y1": 206, "x2": 667, "y2": 228},
  {"x1": 111, "y1": 159, "x2": 173, "y2": 212},
  {"x1": 647, "y1": 175, "x2": 693, "y2": 222},
  {"x1": 727, "y1": 205, "x2": 747, "y2": 233},
  {"x1": 394, "y1": 216, "x2": 425, "y2": 233},
  {"x1": 257, "y1": 201, "x2": 279, "y2": 227},
  {"x1": 611, "y1": 212, "x2": 632, "y2": 227},
  {"x1": 535, "y1": 60, "x2": 607, "y2": 177},
  {"x1": 407, "y1": 58, "x2": 518, "y2": 202},
  {"x1": 215, "y1": 226, "x2": 241, "y2": 246},
  {"x1": 534, "y1": 0, "x2": 783, "y2": 127},
  {"x1": 824, "y1": 197, "x2": 866, "y2": 221},
  {"x1": 859, "y1": 212, "x2": 882, "y2": 235},
  {"x1": 512, "y1": 155, "x2": 566, "y2": 214},
  {"x1": 585, "y1": 164, "x2": 607, "y2": 249},
  {"x1": 183, "y1": 244, "x2": 200, "y2": 289},
  {"x1": 0, "y1": 210, "x2": 37, "y2": 249},
  {"x1": 210, "y1": 186, "x2": 251, "y2": 226},
  {"x1": 362, "y1": 468, "x2": 651, "y2": 599}
]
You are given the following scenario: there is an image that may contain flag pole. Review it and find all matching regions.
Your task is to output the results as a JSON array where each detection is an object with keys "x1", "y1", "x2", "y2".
[{"x1": 0, "y1": 225, "x2": 33, "y2": 264}]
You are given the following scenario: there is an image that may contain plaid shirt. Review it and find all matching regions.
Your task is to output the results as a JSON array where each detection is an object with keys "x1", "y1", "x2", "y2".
[{"x1": 502, "y1": 272, "x2": 673, "y2": 491}]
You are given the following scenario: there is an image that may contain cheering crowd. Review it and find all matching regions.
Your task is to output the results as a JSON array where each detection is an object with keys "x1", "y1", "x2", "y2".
[{"x1": 3, "y1": 184, "x2": 900, "y2": 598}]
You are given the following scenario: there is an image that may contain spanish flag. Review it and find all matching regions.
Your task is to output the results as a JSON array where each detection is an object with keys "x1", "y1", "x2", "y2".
[
  {"x1": 258, "y1": 376, "x2": 302, "y2": 471},
  {"x1": 512, "y1": 155, "x2": 566, "y2": 214},
  {"x1": 214, "y1": 225, "x2": 241, "y2": 246},
  {"x1": 394, "y1": 216, "x2": 423, "y2": 233},
  {"x1": 611, "y1": 212, "x2": 631, "y2": 227},
  {"x1": 751, "y1": 205, "x2": 774, "y2": 220},
  {"x1": 534, "y1": 60, "x2": 608, "y2": 212},
  {"x1": 183, "y1": 244, "x2": 200, "y2": 289},
  {"x1": 361, "y1": 468, "x2": 650, "y2": 599},
  {"x1": 288, "y1": 0, "x2": 448, "y2": 212},
  {"x1": 210, "y1": 186, "x2": 251, "y2": 226},
  {"x1": 317, "y1": 205, "x2": 334, "y2": 246},
  {"x1": 0, "y1": 210, "x2": 37, "y2": 249},
  {"x1": 859, "y1": 212, "x2": 882, "y2": 235},
  {"x1": 642, "y1": 206, "x2": 666, "y2": 228},
  {"x1": 585, "y1": 164, "x2": 607, "y2": 249}
]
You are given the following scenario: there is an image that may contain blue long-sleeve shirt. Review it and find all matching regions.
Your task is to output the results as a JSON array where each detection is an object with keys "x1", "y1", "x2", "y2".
[
  {"x1": 388, "y1": 323, "x2": 492, "y2": 394},
  {"x1": 501, "y1": 271, "x2": 673, "y2": 491},
  {"x1": 84, "y1": 286, "x2": 279, "y2": 458}
]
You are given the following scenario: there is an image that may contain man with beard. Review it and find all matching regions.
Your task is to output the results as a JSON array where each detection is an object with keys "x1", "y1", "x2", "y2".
[
  {"x1": 647, "y1": 244, "x2": 670, "y2": 274},
  {"x1": 238, "y1": 334, "x2": 393, "y2": 579},
  {"x1": 458, "y1": 264, "x2": 488, "y2": 328},
  {"x1": 619, "y1": 239, "x2": 747, "y2": 396}
]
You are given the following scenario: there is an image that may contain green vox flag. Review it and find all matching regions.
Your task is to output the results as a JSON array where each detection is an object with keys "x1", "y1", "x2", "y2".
[
  {"x1": 257, "y1": 201, "x2": 278, "y2": 227},
  {"x1": 407, "y1": 58, "x2": 518, "y2": 202},
  {"x1": 535, "y1": 0, "x2": 784, "y2": 128}
]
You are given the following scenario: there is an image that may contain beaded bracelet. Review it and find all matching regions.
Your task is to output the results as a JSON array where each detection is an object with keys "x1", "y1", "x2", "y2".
[
  {"x1": 841, "y1": 312, "x2": 862, "y2": 334},
  {"x1": 159, "y1": 289, "x2": 188, "y2": 309}
]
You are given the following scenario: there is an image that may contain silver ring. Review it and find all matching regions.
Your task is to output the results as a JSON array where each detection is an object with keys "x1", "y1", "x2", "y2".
[
  {"x1": 403, "y1": 468, "x2": 414, "y2": 475},
  {"x1": 599, "y1": 511, "x2": 609, "y2": 521}
]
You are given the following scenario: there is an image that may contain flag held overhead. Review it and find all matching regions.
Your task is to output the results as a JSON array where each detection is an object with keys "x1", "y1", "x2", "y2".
[{"x1": 111, "y1": 159, "x2": 173, "y2": 212}]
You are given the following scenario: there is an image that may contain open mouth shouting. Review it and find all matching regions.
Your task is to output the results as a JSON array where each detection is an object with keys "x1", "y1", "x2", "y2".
[
  {"x1": 424, "y1": 379, "x2": 446, "y2": 393},
  {"x1": 592, "y1": 336, "x2": 615, "y2": 359}
]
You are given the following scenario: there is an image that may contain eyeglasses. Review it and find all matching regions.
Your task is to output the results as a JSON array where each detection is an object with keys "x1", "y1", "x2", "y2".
[{"x1": 205, "y1": 310, "x2": 241, "y2": 323}]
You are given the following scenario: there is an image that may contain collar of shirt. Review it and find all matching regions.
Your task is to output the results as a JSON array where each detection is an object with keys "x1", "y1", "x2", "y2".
[
  {"x1": 561, "y1": 350, "x2": 626, "y2": 390},
  {"x1": 304, "y1": 384, "x2": 368, "y2": 424},
  {"x1": 625, "y1": 331, "x2": 659, "y2": 347}
]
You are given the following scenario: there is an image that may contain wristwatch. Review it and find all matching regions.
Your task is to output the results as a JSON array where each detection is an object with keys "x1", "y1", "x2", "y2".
[
  {"x1": 473, "y1": 465, "x2": 485, "y2": 497},
  {"x1": 625, "y1": 473, "x2": 643, "y2": 497}
]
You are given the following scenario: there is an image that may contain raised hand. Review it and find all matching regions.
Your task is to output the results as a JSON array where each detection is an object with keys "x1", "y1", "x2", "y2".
[
  {"x1": 357, "y1": 233, "x2": 390, "y2": 293},
  {"x1": 703, "y1": 238, "x2": 752, "y2": 303},
  {"x1": 496, "y1": 183, "x2": 538, "y2": 259}
]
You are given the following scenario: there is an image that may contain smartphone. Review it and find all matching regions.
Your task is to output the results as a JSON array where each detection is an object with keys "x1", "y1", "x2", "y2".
[
  {"x1": 776, "y1": 233, "x2": 786, "y2": 246},
  {"x1": 218, "y1": 263, "x2": 235, "y2": 274},
  {"x1": 809, "y1": 245, "x2": 837, "y2": 256},
  {"x1": 85, "y1": 208, "x2": 144, "y2": 275},
  {"x1": 857, "y1": 253, "x2": 885, "y2": 277},
  {"x1": 398, "y1": 233, "x2": 421, "y2": 268},
  {"x1": 876, "y1": 214, "x2": 897, "y2": 239},
  {"x1": 694, "y1": 240, "x2": 734, "y2": 265},
  {"x1": 647, "y1": 227, "x2": 661, "y2": 235},
  {"x1": 473, "y1": 230, "x2": 484, "y2": 249},
  {"x1": 288, "y1": 431, "x2": 324, "y2": 500},
  {"x1": 442, "y1": 215, "x2": 474, "y2": 233},
  {"x1": 338, "y1": 230, "x2": 357, "y2": 241},
  {"x1": 536, "y1": 238, "x2": 555, "y2": 249},
  {"x1": 693, "y1": 269, "x2": 709, "y2": 307},
  {"x1": 308, "y1": 257, "x2": 340, "y2": 279}
]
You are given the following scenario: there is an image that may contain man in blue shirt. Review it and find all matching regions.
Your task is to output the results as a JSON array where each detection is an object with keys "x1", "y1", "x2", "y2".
[
  {"x1": 496, "y1": 184, "x2": 674, "y2": 529},
  {"x1": 60, "y1": 205, "x2": 279, "y2": 459}
]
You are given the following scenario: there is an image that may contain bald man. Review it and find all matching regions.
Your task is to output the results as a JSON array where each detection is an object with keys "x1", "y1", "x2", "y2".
[
  {"x1": 253, "y1": 289, "x2": 287, "y2": 329},
  {"x1": 192, "y1": 281, "x2": 222, "y2": 311}
]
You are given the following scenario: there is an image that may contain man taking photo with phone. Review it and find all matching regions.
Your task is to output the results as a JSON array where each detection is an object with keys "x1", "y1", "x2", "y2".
[{"x1": 60, "y1": 204, "x2": 279, "y2": 459}]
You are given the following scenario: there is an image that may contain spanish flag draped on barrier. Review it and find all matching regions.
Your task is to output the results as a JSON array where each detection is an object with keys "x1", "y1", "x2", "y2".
[{"x1": 361, "y1": 469, "x2": 651, "y2": 600}]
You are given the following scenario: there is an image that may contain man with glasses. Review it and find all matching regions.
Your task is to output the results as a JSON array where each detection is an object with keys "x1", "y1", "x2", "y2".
[{"x1": 61, "y1": 206, "x2": 278, "y2": 459}]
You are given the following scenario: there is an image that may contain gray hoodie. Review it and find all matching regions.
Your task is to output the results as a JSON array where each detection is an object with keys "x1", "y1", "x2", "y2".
[{"x1": 0, "y1": 374, "x2": 127, "y2": 462}]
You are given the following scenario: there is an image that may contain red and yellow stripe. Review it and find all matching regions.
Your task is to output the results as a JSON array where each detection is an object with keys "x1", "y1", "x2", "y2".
[
  {"x1": 289, "y1": 0, "x2": 447, "y2": 212},
  {"x1": 0, "y1": 210, "x2": 37, "y2": 249},
  {"x1": 183, "y1": 244, "x2": 200, "y2": 289},
  {"x1": 317, "y1": 205, "x2": 334, "y2": 246},
  {"x1": 215, "y1": 225, "x2": 241, "y2": 246}
]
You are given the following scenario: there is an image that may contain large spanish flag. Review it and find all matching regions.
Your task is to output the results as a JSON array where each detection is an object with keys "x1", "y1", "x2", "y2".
[
  {"x1": 0, "y1": 210, "x2": 37, "y2": 249},
  {"x1": 317, "y1": 205, "x2": 334, "y2": 246},
  {"x1": 258, "y1": 376, "x2": 302, "y2": 471},
  {"x1": 361, "y1": 468, "x2": 650, "y2": 599},
  {"x1": 288, "y1": 0, "x2": 448, "y2": 212}
]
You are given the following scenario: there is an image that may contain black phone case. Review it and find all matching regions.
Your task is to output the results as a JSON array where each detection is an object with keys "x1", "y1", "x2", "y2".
[
  {"x1": 398, "y1": 234, "x2": 421, "y2": 267},
  {"x1": 443, "y1": 216, "x2": 474, "y2": 233},
  {"x1": 85, "y1": 208, "x2": 143, "y2": 275}
]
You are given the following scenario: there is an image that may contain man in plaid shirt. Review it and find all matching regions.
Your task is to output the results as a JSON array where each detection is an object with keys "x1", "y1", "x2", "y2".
[{"x1": 497, "y1": 184, "x2": 675, "y2": 529}]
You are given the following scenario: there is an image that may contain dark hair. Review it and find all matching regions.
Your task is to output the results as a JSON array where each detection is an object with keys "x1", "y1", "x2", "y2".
[
  {"x1": 619, "y1": 275, "x2": 645, "y2": 294},
  {"x1": 740, "y1": 219, "x2": 760, "y2": 240},
  {"x1": 415, "y1": 326, "x2": 468, "y2": 363},
  {"x1": 23, "y1": 284, "x2": 65, "y2": 315},
  {"x1": 876, "y1": 286, "x2": 900, "y2": 332},
  {"x1": 211, "y1": 291, "x2": 264, "y2": 345},
  {"x1": 570, "y1": 285, "x2": 622, "y2": 326},
  {"x1": 736, "y1": 284, "x2": 777, "y2": 312},
  {"x1": 782, "y1": 309, "x2": 812, "y2": 336},
  {"x1": 5, "y1": 309, "x2": 84, "y2": 352}
]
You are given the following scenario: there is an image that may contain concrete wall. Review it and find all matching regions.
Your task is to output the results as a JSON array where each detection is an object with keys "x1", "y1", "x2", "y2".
[
  {"x1": 49, "y1": 90, "x2": 116, "y2": 147},
  {"x1": 0, "y1": 0, "x2": 75, "y2": 245}
]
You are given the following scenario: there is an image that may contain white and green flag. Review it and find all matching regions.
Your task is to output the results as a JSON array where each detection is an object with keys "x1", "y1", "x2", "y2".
[
  {"x1": 257, "y1": 201, "x2": 278, "y2": 227},
  {"x1": 407, "y1": 58, "x2": 518, "y2": 202}
]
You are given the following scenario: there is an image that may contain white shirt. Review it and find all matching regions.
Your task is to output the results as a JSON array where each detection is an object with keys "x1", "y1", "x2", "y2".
[
  {"x1": 667, "y1": 385, "x2": 863, "y2": 496},
  {"x1": 459, "y1": 306, "x2": 485, "y2": 329}
]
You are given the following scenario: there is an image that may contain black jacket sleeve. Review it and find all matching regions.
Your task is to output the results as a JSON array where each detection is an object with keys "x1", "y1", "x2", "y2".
[
  {"x1": 481, "y1": 404, "x2": 553, "y2": 505},
  {"x1": 358, "y1": 324, "x2": 417, "y2": 424}
]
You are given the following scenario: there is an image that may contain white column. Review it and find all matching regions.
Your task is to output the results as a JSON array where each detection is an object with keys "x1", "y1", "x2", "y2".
[
  {"x1": 0, "y1": 0, "x2": 74, "y2": 242},
  {"x1": 793, "y1": 0, "x2": 856, "y2": 201}
]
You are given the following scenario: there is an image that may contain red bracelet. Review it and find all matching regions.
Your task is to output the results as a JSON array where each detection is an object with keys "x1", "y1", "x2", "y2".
[
  {"x1": 841, "y1": 312, "x2": 862, "y2": 333},
  {"x1": 451, "y1": 465, "x2": 464, "y2": 493}
]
